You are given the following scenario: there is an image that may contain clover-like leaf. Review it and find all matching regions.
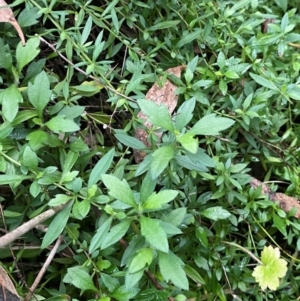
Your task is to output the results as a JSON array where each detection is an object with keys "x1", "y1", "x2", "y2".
[{"x1": 252, "y1": 245, "x2": 287, "y2": 291}]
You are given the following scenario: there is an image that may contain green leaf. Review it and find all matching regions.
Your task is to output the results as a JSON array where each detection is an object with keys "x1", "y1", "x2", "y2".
[
  {"x1": 252, "y1": 245, "x2": 288, "y2": 291},
  {"x1": 158, "y1": 251, "x2": 189, "y2": 290},
  {"x1": 16, "y1": 37, "x2": 40, "y2": 72},
  {"x1": 88, "y1": 148, "x2": 114, "y2": 187},
  {"x1": 18, "y1": 7, "x2": 41, "y2": 27},
  {"x1": 125, "y1": 269, "x2": 144, "y2": 290},
  {"x1": 175, "y1": 98, "x2": 195, "y2": 131},
  {"x1": 164, "y1": 207, "x2": 187, "y2": 227},
  {"x1": 89, "y1": 216, "x2": 113, "y2": 253},
  {"x1": 115, "y1": 132, "x2": 146, "y2": 150},
  {"x1": 272, "y1": 214, "x2": 287, "y2": 236},
  {"x1": 140, "y1": 216, "x2": 168, "y2": 253},
  {"x1": 72, "y1": 199, "x2": 90, "y2": 220},
  {"x1": 151, "y1": 145, "x2": 174, "y2": 179},
  {"x1": 129, "y1": 248, "x2": 153, "y2": 273},
  {"x1": 0, "y1": 39, "x2": 12, "y2": 70},
  {"x1": 48, "y1": 194, "x2": 73, "y2": 206},
  {"x1": 137, "y1": 99, "x2": 174, "y2": 131},
  {"x1": 45, "y1": 116, "x2": 80, "y2": 133},
  {"x1": 176, "y1": 30, "x2": 201, "y2": 48},
  {"x1": 148, "y1": 20, "x2": 180, "y2": 31},
  {"x1": 135, "y1": 289, "x2": 169, "y2": 301},
  {"x1": 101, "y1": 219, "x2": 131, "y2": 249},
  {"x1": 190, "y1": 114, "x2": 235, "y2": 135},
  {"x1": 201, "y1": 206, "x2": 231, "y2": 221},
  {"x1": 65, "y1": 266, "x2": 97, "y2": 291},
  {"x1": 23, "y1": 145, "x2": 38, "y2": 170},
  {"x1": 111, "y1": 285, "x2": 139, "y2": 301},
  {"x1": 249, "y1": 73, "x2": 279, "y2": 91},
  {"x1": 102, "y1": 174, "x2": 136, "y2": 207},
  {"x1": 143, "y1": 190, "x2": 178, "y2": 210},
  {"x1": 140, "y1": 171, "x2": 156, "y2": 204},
  {"x1": 184, "y1": 264, "x2": 206, "y2": 285},
  {"x1": 177, "y1": 132, "x2": 198, "y2": 154},
  {"x1": 28, "y1": 71, "x2": 52, "y2": 118},
  {"x1": 0, "y1": 174, "x2": 33, "y2": 184},
  {"x1": 41, "y1": 202, "x2": 73, "y2": 248},
  {"x1": 81, "y1": 15, "x2": 92, "y2": 45},
  {"x1": 1, "y1": 85, "x2": 22, "y2": 122}
]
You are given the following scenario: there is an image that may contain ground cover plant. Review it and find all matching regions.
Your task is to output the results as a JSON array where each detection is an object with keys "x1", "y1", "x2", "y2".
[{"x1": 1, "y1": 0, "x2": 300, "y2": 300}]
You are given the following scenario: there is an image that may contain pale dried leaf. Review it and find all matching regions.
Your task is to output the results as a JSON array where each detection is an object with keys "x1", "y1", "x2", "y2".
[
  {"x1": 0, "y1": 266, "x2": 20, "y2": 301},
  {"x1": 0, "y1": 0, "x2": 25, "y2": 46},
  {"x1": 134, "y1": 65, "x2": 185, "y2": 163}
]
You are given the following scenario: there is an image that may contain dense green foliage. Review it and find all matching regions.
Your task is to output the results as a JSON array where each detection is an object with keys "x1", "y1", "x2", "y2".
[{"x1": 1, "y1": 0, "x2": 300, "y2": 300}]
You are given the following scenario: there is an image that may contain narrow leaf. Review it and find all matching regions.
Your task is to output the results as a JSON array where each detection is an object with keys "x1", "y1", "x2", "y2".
[
  {"x1": 88, "y1": 148, "x2": 114, "y2": 187},
  {"x1": 250, "y1": 73, "x2": 279, "y2": 91},
  {"x1": 148, "y1": 20, "x2": 180, "y2": 31}
]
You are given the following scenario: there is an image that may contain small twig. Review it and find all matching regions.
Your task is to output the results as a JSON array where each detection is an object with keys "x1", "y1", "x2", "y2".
[
  {"x1": 38, "y1": 36, "x2": 135, "y2": 102},
  {"x1": 24, "y1": 235, "x2": 64, "y2": 301},
  {"x1": 0, "y1": 204, "x2": 66, "y2": 248}
]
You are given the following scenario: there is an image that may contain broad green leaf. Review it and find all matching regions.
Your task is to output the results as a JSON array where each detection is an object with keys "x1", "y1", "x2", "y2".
[
  {"x1": 28, "y1": 71, "x2": 52, "y2": 118},
  {"x1": 0, "y1": 39, "x2": 12, "y2": 70},
  {"x1": 148, "y1": 20, "x2": 180, "y2": 31},
  {"x1": 115, "y1": 132, "x2": 146, "y2": 150},
  {"x1": 88, "y1": 148, "x2": 114, "y2": 187},
  {"x1": 177, "y1": 132, "x2": 198, "y2": 154},
  {"x1": 201, "y1": 206, "x2": 231, "y2": 221},
  {"x1": 175, "y1": 98, "x2": 195, "y2": 131},
  {"x1": 102, "y1": 174, "x2": 136, "y2": 207},
  {"x1": 111, "y1": 285, "x2": 139, "y2": 301},
  {"x1": 45, "y1": 116, "x2": 80, "y2": 133},
  {"x1": 249, "y1": 73, "x2": 279, "y2": 91},
  {"x1": 134, "y1": 289, "x2": 169, "y2": 301},
  {"x1": 158, "y1": 251, "x2": 189, "y2": 290},
  {"x1": 164, "y1": 207, "x2": 187, "y2": 226},
  {"x1": 41, "y1": 201, "x2": 73, "y2": 248},
  {"x1": 190, "y1": 114, "x2": 235, "y2": 135},
  {"x1": 89, "y1": 216, "x2": 113, "y2": 253},
  {"x1": 252, "y1": 246, "x2": 288, "y2": 291},
  {"x1": 65, "y1": 266, "x2": 97, "y2": 291},
  {"x1": 101, "y1": 219, "x2": 131, "y2": 249},
  {"x1": 129, "y1": 248, "x2": 153, "y2": 273},
  {"x1": 176, "y1": 30, "x2": 201, "y2": 48},
  {"x1": 18, "y1": 7, "x2": 41, "y2": 27},
  {"x1": 72, "y1": 199, "x2": 90, "y2": 220},
  {"x1": 175, "y1": 155, "x2": 208, "y2": 172},
  {"x1": 272, "y1": 214, "x2": 287, "y2": 236},
  {"x1": 16, "y1": 37, "x2": 40, "y2": 72},
  {"x1": 125, "y1": 269, "x2": 144, "y2": 290},
  {"x1": 143, "y1": 190, "x2": 178, "y2": 210},
  {"x1": 151, "y1": 145, "x2": 174, "y2": 179},
  {"x1": 137, "y1": 99, "x2": 174, "y2": 131},
  {"x1": 121, "y1": 235, "x2": 145, "y2": 266},
  {"x1": 140, "y1": 216, "x2": 168, "y2": 253},
  {"x1": 0, "y1": 174, "x2": 33, "y2": 184},
  {"x1": 48, "y1": 194, "x2": 73, "y2": 206},
  {"x1": 140, "y1": 171, "x2": 156, "y2": 204},
  {"x1": 61, "y1": 151, "x2": 78, "y2": 177},
  {"x1": 23, "y1": 145, "x2": 38, "y2": 170},
  {"x1": 2, "y1": 85, "x2": 22, "y2": 122}
]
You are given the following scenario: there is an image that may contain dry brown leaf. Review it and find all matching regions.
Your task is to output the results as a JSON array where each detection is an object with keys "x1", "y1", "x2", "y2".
[
  {"x1": 0, "y1": 266, "x2": 20, "y2": 301},
  {"x1": 250, "y1": 178, "x2": 300, "y2": 218},
  {"x1": 0, "y1": 0, "x2": 25, "y2": 46},
  {"x1": 134, "y1": 65, "x2": 185, "y2": 163}
]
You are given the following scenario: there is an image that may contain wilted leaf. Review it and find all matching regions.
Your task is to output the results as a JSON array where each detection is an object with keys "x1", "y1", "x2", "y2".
[
  {"x1": 0, "y1": 0, "x2": 25, "y2": 45},
  {"x1": 134, "y1": 65, "x2": 185, "y2": 163},
  {"x1": 0, "y1": 266, "x2": 20, "y2": 301}
]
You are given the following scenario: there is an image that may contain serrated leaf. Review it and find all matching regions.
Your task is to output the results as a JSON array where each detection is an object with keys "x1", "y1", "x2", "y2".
[
  {"x1": 102, "y1": 174, "x2": 136, "y2": 207},
  {"x1": 201, "y1": 206, "x2": 231, "y2": 221},
  {"x1": 16, "y1": 37, "x2": 40, "y2": 72},
  {"x1": 65, "y1": 266, "x2": 97, "y2": 291},
  {"x1": 143, "y1": 190, "x2": 178, "y2": 210},
  {"x1": 45, "y1": 116, "x2": 80, "y2": 133},
  {"x1": 190, "y1": 114, "x2": 235, "y2": 135},
  {"x1": 151, "y1": 145, "x2": 174, "y2": 179},
  {"x1": 28, "y1": 71, "x2": 52, "y2": 118},
  {"x1": 88, "y1": 148, "x2": 114, "y2": 187},
  {"x1": 158, "y1": 251, "x2": 189, "y2": 290},
  {"x1": 137, "y1": 99, "x2": 174, "y2": 131},
  {"x1": 140, "y1": 216, "x2": 168, "y2": 253},
  {"x1": 101, "y1": 219, "x2": 131, "y2": 249},
  {"x1": 252, "y1": 246, "x2": 288, "y2": 291},
  {"x1": 41, "y1": 201, "x2": 72, "y2": 248}
]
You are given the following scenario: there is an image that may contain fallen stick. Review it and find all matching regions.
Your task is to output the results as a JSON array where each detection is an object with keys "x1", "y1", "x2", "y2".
[{"x1": 250, "y1": 178, "x2": 300, "y2": 218}]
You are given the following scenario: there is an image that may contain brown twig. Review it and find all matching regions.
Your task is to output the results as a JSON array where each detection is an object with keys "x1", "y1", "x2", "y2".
[
  {"x1": 0, "y1": 204, "x2": 66, "y2": 248},
  {"x1": 24, "y1": 235, "x2": 64, "y2": 301}
]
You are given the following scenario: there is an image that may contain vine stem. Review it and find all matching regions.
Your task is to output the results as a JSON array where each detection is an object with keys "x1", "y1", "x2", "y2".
[{"x1": 222, "y1": 241, "x2": 263, "y2": 265}]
